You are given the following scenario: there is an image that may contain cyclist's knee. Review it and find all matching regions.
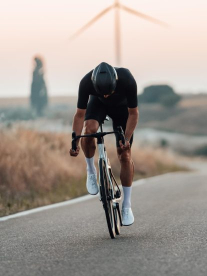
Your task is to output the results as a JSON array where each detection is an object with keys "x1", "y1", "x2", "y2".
[
  {"x1": 118, "y1": 150, "x2": 131, "y2": 164},
  {"x1": 84, "y1": 120, "x2": 99, "y2": 134}
]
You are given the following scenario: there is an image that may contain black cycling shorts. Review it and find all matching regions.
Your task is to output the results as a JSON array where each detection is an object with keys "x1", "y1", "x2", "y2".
[{"x1": 84, "y1": 96, "x2": 133, "y2": 147}]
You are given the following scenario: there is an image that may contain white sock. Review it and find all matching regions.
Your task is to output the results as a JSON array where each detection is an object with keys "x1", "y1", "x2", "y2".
[
  {"x1": 122, "y1": 186, "x2": 132, "y2": 208},
  {"x1": 85, "y1": 157, "x2": 96, "y2": 175}
]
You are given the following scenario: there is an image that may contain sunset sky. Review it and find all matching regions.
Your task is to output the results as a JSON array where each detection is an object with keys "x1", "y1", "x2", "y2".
[{"x1": 0, "y1": 0, "x2": 207, "y2": 97}]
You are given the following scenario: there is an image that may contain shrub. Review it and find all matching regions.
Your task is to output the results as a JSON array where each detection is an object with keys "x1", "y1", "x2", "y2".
[
  {"x1": 139, "y1": 85, "x2": 181, "y2": 107},
  {"x1": 160, "y1": 94, "x2": 181, "y2": 108},
  {"x1": 194, "y1": 145, "x2": 207, "y2": 156}
]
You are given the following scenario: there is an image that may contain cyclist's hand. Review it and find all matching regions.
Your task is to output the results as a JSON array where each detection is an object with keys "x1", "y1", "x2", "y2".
[
  {"x1": 69, "y1": 146, "x2": 80, "y2": 157},
  {"x1": 119, "y1": 140, "x2": 130, "y2": 150}
]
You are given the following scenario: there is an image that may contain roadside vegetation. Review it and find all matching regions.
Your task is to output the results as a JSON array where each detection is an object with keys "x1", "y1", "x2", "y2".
[
  {"x1": 139, "y1": 85, "x2": 181, "y2": 107},
  {"x1": 194, "y1": 145, "x2": 207, "y2": 156},
  {"x1": 1, "y1": 94, "x2": 207, "y2": 135},
  {"x1": 0, "y1": 128, "x2": 184, "y2": 217}
]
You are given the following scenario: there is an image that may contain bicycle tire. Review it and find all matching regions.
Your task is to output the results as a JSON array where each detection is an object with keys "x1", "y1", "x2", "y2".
[
  {"x1": 114, "y1": 205, "x2": 121, "y2": 235},
  {"x1": 109, "y1": 169, "x2": 121, "y2": 235},
  {"x1": 99, "y1": 158, "x2": 116, "y2": 239}
]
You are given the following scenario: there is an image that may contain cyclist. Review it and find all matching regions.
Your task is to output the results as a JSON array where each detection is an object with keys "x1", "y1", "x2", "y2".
[{"x1": 70, "y1": 62, "x2": 139, "y2": 226}]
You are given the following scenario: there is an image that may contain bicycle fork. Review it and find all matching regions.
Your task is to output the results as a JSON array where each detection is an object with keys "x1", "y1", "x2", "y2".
[
  {"x1": 97, "y1": 144, "x2": 123, "y2": 226},
  {"x1": 97, "y1": 143, "x2": 115, "y2": 200}
]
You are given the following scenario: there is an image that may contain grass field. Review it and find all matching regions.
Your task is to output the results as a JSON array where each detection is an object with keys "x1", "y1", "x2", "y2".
[
  {"x1": 179, "y1": 94, "x2": 207, "y2": 108},
  {"x1": 0, "y1": 96, "x2": 78, "y2": 107},
  {"x1": 1, "y1": 94, "x2": 207, "y2": 136},
  {"x1": 0, "y1": 128, "x2": 185, "y2": 217},
  {"x1": 1, "y1": 94, "x2": 207, "y2": 108}
]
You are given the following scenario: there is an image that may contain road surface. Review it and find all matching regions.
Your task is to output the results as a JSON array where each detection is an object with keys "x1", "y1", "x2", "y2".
[{"x1": 0, "y1": 171, "x2": 207, "y2": 276}]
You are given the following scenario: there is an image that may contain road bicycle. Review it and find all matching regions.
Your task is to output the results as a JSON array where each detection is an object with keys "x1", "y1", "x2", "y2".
[{"x1": 72, "y1": 117, "x2": 125, "y2": 239}]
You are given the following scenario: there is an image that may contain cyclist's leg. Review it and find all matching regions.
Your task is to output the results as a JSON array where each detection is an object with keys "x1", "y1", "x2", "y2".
[
  {"x1": 107, "y1": 104, "x2": 134, "y2": 148},
  {"x1": 108, "y1": 105, "x2": 134, "y2": 204},
  {"x1": 81, "y1": 96, "x2": 107, "y2": 158},
  {"x1": 81, "y1": 96, "x2": 107, "y2": 195},
  {"x1": 107, "y1": 105, "x2": 135, "y2": 224},
  {"x1": 81, "y1": 119, "x2": 99, "y2": 158}
]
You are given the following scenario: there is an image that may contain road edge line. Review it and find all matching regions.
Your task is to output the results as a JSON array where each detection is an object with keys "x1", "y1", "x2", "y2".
[{"x1": 0, "y1": 172, "x2": 185, "y2": 222}]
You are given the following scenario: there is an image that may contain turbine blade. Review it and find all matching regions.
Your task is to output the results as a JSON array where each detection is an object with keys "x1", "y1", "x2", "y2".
[
  {"x1": 121, "y1": 4, "x2": 169, "y2": 27},
  {"x1": 69, "y1": 5, "x2": 114, "y2": 40}
]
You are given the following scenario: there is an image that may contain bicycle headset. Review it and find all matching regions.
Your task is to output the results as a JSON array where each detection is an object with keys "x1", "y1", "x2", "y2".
[{"x1": 91, "y1": 62, "x2": 118, "y2": 96}]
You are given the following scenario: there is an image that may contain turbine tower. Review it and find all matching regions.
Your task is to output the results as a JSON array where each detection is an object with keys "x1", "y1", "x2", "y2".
[{"x1": 70, "y1": 0, "x2": 168, "y2": 65}]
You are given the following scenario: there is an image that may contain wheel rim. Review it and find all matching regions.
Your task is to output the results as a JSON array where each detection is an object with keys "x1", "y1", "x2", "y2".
[
  {"x1": 114, "y1": 206, "x2": 121, "y2": 235},
  {"x1": 99, "y1": 159, "x2": 116, "y2": 239}
]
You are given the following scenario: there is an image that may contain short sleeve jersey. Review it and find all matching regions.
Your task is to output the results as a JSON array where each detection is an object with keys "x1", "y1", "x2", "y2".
[{"x1": 77, "y1": 67, "x2": 138, "y2": 109}]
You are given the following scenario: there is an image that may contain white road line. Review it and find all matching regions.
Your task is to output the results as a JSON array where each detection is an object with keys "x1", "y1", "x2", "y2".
[
  {"x1": 0, "y1": 172, "x2": 185, "y2": 222},
  {"x1": 0, "y1": 194, "x2": 96, "y2": 222}
]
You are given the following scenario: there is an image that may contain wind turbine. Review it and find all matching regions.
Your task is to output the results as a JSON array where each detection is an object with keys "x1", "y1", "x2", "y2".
[{"x1": 70, "y1": 0, "x2": 168, "y2": 65}]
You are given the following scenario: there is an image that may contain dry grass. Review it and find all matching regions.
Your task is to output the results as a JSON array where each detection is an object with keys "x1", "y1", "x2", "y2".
[
  {"x1": 2, "y1": 94, "x2": 207, "y2": 109},
  {"x1": 0, "y1": 97, "x2": 29, "y2": 107},
  {"x1": 0, "y1": 128, "x2": 184, "y2": 217},
  {"x1": 179, "y1": 95, "x2": 207, "y2": 108},
  {"x1": 2, "y1": 95, "x2": 207, "y2": 135},
  {"x1": 104, "y1": 135, "x2": 183, "y2": 178},
  {"x1": 0, "y1": 96, "x2": 78, "y2": 108}
]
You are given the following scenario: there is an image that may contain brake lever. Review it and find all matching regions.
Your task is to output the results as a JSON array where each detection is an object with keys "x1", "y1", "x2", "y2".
[
  {"x1": 72, "y1": 131, "x2": 77, "y2": 151},
  {"x1": 117, "y1": 126, "x2": 125, "y2": 145}
]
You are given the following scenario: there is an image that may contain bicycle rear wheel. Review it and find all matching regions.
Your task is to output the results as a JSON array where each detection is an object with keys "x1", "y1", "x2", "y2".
[{"x1": 99, "y1": 159, "x2": 116, "y2": 239}]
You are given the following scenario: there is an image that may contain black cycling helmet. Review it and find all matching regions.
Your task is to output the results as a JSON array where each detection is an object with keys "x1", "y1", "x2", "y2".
[{"x1": 91, "y1": 62, "x2": 118, "y2": 95}]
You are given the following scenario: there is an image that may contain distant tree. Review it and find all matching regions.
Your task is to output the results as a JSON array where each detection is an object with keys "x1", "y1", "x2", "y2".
[
  {"x1": 194, "y1": 145, "x2": 207, "y2": 156},
  {"x1": 160, "y1": 93, "x2": 181, "y2": 108},
  {"x1": 160, "y1": 138, "x2": 168, "y2": 148},
  {"x1": 139, "y1": 85, "x2": 181, "y2": 107},
  {"x1": 30, "y1": 56, "x2": 48, "y2": 116}
]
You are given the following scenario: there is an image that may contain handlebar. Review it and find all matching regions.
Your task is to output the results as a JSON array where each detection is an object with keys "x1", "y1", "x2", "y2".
[{"x1": 71, "y1": 126, "x2": 125, "y2": 151}]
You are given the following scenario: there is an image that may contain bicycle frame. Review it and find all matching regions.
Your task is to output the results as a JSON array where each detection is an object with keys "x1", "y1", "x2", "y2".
[
  {"x1": 72, "y1": 124, "x2": 125, "y2": 201},
  {"x1": 71, "y1": 123, "x2": 124, "y2": 238},
  {"x1": 97, "y1": 139, "x2": 115, "y2": 200}
]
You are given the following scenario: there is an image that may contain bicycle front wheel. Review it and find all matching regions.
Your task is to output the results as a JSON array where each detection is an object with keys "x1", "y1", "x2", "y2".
[
  {"x1": 114, "y1": 204, "x2": 121, "y2": 235},
  {"x1": 99, "y1": 159, "x2": 116, "y2": 239}
]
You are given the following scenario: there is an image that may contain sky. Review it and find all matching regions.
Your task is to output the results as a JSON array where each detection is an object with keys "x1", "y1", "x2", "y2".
[{"x1": 0, "y1": 0, "x2": 207, "y2": 97}]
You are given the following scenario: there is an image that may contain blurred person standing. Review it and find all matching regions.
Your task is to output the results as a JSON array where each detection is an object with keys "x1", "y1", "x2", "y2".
[{"x1": 30, "y1": 56, "x2": 48, "y2": 116}]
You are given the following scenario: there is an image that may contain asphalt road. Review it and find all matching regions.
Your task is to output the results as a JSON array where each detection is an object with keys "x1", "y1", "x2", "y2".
[{"x1": 1, "y1": 171, "x2": 207, "y2": 276}]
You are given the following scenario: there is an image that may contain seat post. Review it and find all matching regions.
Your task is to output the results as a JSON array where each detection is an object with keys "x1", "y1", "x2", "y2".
[
  {"x1": 100, "y1": 123, "x2": 103, "y2": 133},
  {"x1": 100, "y1": 116, "x2": 109, "y2": 133}
]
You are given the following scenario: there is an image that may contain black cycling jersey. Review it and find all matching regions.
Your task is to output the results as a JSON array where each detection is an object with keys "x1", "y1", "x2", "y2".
[
  {"x1": 84, "y1": 96, "x2": 134, "y2": 147},
  {"x1": 77, "y1": 67, "x2": 138, "y2": 109}
]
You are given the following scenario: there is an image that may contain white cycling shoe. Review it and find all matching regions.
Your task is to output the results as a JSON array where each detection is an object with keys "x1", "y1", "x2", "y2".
[
  {"x1": 86, "y1": 174, "x2": 99, "y2": 195},
  {"x1": 122, "y1": 207, "x2": 134, "y2": 226}
]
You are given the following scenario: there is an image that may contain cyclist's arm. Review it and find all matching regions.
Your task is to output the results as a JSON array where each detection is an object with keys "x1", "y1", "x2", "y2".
[
  {"x1": 73, "y1": 72, "x2": 91, "y2": 140},
  {"x1": 124, "y1": 70, "x2": 139, "y2": 141},
  {"x1": 72, "y1": 108, "x2": 86, "y2": 142},
  {"x1": 70, "y1": 108, "x2": 86, "y2": 156},
  {"x1": 124, "y1": 107, "x2": 139, "y2": 141}
]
